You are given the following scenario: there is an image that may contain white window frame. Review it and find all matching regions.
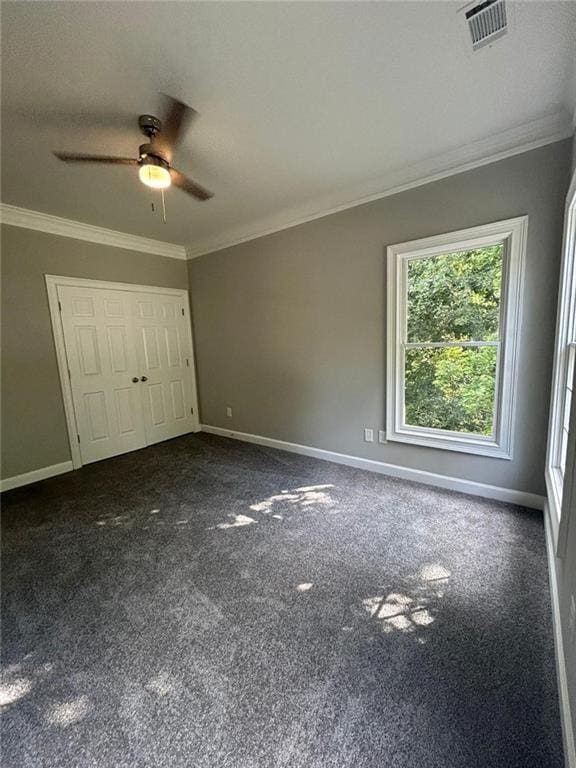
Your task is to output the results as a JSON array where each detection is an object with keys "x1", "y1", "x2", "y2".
[
  {"x1": 386, "y1": 217, "x2": 528, "y2": 459},
  {"x1": 546, "y1": 170, "x2": 576, "y2": 554}
]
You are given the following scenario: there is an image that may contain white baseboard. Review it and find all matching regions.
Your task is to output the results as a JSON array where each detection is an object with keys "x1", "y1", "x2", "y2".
[
  {"x1": 201, "y1": 425, "x2": 545, "y2": 510},
  {"x1": 544, "y1": 503, "x2": 576, "y2": 768},
  {"x1": 0, "y1": 461, "x2": 73, "y2": 492}
]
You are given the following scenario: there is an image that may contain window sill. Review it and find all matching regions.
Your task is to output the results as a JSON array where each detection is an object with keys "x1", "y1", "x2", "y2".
[{"x1": 386, "y1": 428, "x2": 513, "y2": 459}]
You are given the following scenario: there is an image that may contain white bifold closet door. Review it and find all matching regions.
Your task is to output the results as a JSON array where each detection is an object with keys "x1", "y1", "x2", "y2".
[
  {"x1": 58, "y1": 284, "x2": 196, "y2": 465},
  {"x1": 131, "y1": 291, "x2": 195, "y2": 447}
]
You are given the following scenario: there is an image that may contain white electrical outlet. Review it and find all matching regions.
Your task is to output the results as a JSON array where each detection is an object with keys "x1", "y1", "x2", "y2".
[
  {"x1": 226, "y1": 407, "x2": 233, "y2": 418},
  {"x1": 570, "y1": 595, "x2": 576, "y2": 643},
  {"x1": 364, "y1": 428, "x2": 374, "y2": 443},
  {"x1": 378, "y1": 430, "x2": 387, "y2": 444}
]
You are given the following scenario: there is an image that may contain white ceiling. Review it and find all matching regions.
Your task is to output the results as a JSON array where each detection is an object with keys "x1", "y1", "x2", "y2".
[{"x1": 2, "y1": 1, "x2": 575, "y2": 255}]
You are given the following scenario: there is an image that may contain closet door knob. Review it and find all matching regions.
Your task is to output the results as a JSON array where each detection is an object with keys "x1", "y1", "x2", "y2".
[
  {"x1": 140, "y1": 376, "x2": 148, "y2": 382},
  {"x1": 132, "y1": 377, "x2": 139, "y2": 383}
]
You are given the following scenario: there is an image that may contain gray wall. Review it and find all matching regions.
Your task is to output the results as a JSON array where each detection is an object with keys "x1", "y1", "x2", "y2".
[
  {"x1": 0, "y1": 225, "x2": 188, "y2": 479},
  {"x1": 189, "y1": 139, "x2": 571, "y2": 496}
]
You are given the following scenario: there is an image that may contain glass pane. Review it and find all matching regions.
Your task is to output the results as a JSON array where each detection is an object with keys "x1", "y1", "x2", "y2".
[
  {"x1": 405, "y1": 346, "x2": 498, "y2": 436},
  {"x1": 407, "y1": 245, "x2": 503, "y2": 343},
  {"x1": 560, "y1": 346, "x2": 575, "y2": 475}
]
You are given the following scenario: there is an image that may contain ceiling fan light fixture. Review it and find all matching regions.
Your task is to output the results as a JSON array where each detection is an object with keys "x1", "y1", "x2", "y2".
[
  {"x1": 53, "y1": 98, "x2": 213, "y2": 201},
  {"x1": 139, "y1": 156, "x2": 171, "y2": 189}
]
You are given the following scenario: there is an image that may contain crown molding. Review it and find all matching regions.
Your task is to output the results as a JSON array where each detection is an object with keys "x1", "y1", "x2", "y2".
[
  {"x1": 0, "y1": 204, "x2": 187, "y2": 260},
  {"x1": 187, "y1": 110, "x2": 573, "y2": 259}
]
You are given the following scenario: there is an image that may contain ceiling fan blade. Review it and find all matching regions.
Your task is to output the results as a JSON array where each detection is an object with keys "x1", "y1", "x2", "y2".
[
  {"x1": 170, "y1": 168, "x2": 213, "y2": 201},
  {"x1": 54, "y1": 152, "x2": 138, "y2": 165},
  {"x1": 155, "y1": 95, "x2": 197, "y2": 162}
]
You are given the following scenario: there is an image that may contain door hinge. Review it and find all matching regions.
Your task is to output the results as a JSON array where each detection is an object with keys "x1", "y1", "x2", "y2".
[
  {"x1": 186, "y1": 358, "x2": 190, "y2": 367},
  {"x1": 58, "y1": 301, "x2": 62, "y2": 312},
  {"x1": 67, "y1": 368, "x2": 71, "y2": 379},
  {"x1": 77, "y1": 434, "x2": 81, "y2": 443},
  {"x1": 191, "y1": 407, "x2": 194, "y2": 415},
  {"x1": 181, "y1": 308, "x2": 185, "y2": 316}
]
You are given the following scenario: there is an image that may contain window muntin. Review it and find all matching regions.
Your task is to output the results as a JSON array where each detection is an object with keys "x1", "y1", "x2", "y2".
[{"x1": 386, "y1": 218, "x2": 527, "y2": 459}]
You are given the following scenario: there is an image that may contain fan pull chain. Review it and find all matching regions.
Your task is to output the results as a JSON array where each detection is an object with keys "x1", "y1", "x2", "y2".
[{"x1": 161, "y1": 189, "x2": 167, "y2": 224}]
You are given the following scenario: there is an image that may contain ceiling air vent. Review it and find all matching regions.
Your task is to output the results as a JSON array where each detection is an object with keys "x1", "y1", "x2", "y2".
[{"x1": 465, "y1": 0, "x2": 507, "y2": 51}]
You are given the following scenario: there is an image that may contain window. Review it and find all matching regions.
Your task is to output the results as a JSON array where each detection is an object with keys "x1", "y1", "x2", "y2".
[
  {"x1": 546, "y1": 172, "x2": 576, "y2": 541},
  {"x1": 386, "y1": 217, "x2": 527, "y2": 458}
]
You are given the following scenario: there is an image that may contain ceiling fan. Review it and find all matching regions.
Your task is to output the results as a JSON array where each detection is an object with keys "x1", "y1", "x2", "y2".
[{"x1": 53, "y1": 95, "x2": 213, "y2": 202}]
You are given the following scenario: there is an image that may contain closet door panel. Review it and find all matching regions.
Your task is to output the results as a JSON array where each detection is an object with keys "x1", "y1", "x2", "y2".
[
  {"x1": 58, "y1": 286, "x2": 146, "y2": 464},
  {"x1": 132, "y1": 292, "x2": 196, "y2": 445}
]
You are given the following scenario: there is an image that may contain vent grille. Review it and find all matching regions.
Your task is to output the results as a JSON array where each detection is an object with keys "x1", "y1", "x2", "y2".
[{"x1": 465, "y1": 0, "x2": 507, "y2": 50}]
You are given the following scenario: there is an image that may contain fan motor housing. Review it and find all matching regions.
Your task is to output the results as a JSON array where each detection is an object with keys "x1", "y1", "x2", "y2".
[
  {"x1": 138, "y1": 114, "x2": 162, "y2": 138},
  {"x1": 138, "y1": 144, "x2": 169, "y2": 168}
]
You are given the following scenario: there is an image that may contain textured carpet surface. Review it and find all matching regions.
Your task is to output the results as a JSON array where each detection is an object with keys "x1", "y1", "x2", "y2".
[{"x1": 1, "y1": 433, "x2": 563, "y2": 767}]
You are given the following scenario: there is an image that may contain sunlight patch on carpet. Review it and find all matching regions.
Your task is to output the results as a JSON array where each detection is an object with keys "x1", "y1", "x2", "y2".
[{"x1": 45, "y1": 696, "x2": 90, "y2": 727}]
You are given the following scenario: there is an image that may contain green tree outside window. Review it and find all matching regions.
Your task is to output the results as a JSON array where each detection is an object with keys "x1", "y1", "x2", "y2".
[{"x1": 405, "y1": 245, "x2": 503, "y2": 436}]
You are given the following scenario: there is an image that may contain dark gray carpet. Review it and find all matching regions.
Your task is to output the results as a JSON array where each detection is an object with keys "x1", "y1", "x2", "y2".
[{"x1": 1, "y1": 433, "x2": 563, "y2": 767}]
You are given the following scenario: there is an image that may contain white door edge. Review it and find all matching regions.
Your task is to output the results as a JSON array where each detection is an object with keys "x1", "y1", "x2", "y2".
[{"x1": 45, "y1": 275, "x2": 200, "y2": 471}]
